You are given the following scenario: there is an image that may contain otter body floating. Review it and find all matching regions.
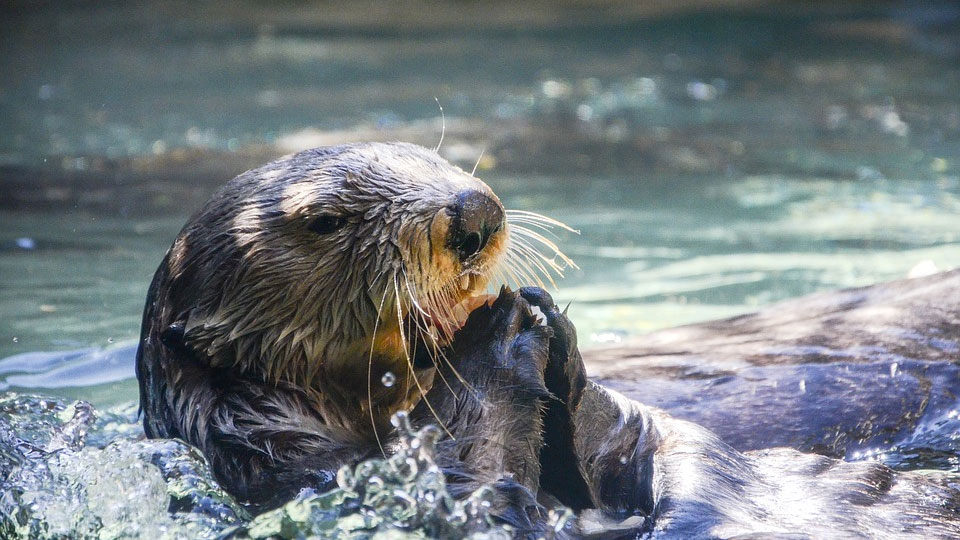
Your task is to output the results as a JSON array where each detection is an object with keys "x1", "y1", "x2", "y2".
[{"x1": 137, "y1": 143, "x2": 960, "y2": 538}]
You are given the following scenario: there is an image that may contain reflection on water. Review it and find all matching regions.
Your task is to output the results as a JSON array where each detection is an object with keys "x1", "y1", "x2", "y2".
[
  {"x1": 3, "y1": 175, "x2": 960, "y2": 378},
  {"x1": 2, "y1": 3, "x2": 960, "y2": 401},
  {"x1": 0, "y1": 0, "x2": 959, "y2": 457}
]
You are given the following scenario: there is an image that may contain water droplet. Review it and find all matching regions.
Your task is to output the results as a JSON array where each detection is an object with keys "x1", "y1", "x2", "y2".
[
  {"x1": 381, "y1": 371, "x2": 396, "y2": 387},
  {"x1": 619, "y1": 455, "x2": 628, "y2": 465}
]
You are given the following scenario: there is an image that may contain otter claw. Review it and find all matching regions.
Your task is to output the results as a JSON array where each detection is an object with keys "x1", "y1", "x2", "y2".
[
  {"x1": 517, "y1": 287, "x2": 556, "y2": 310},
  {"x1": 518, "y1": 287, "x2": 579, "y2": 358},
  {"x1": 518, "y1": 287, "x2": 585, "y2": 409},
  {"x1": 445, "y1": 288, "x2": 553, "y2": 395}
]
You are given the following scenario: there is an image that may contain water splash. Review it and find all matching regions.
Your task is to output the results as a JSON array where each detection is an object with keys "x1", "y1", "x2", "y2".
[
  {"x1": 0, "y1": 394, "x2": 244, "y2": 539},
  {"x1": 227, "y1": 411, "x2": 514, "y2": 539},
  {"x1": 0, "y1": 394, "x2": 535, "y2": 539}
]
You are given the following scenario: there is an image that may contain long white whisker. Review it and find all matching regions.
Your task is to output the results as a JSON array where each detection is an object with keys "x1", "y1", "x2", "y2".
[
  {"x1": 367, "y1": 277, "x2": 392, "y2": 458},
  {"x1": 423, "y1": 283, "x2": 482, "y2": 399},
  {"x1": 394, "y1": 275, "x2": 455, "y2": 440},
  {"x1": 403, "y1": 273, "x2": 430, "y2": 319},
  {"x1": 401, "y1": 271, "x2": 458, "y2": 396},
  {"x1": 501, "y1": 244, "x2": 540, "y2": 285},
  {"x1": 511, "y1": 234, "x2": 572, "y2": 277},
  {"x1": 505, "y1": 209, "x2": 580, "y2": 233},
  {"x1": 509, "y1": 241, "x2": 557, "y2": 285},
  {"x1": 505, "y1": 247, "x2": 547, "y2": 288},
  {"x1": 505, "y1": 216, "x2": 560, "y2": 237},
  {"x1": 510, "y1": 225, "x2": 578, "y2": 270},
  {"x1": 434, "y1": 97, "x2": 445, "y2": 153},
  {"x1": 471, "y1": 149, "x2": 485, "y2": 176}
]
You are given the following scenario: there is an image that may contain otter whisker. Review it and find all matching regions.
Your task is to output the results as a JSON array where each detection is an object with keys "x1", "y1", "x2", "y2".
[
  {"x1": 402, "y1": 273, "x2": 432, "y2": 320},
  {"x1": 405, "y1": 305, "x2": 418, "y2": 398},
  {"x1": 393, "y1": 276, "x2": 456, "y2": 440},
  {"x1": 498, "y1": 255, "x2": 539, "y2": 290},
  {"x1": 505, "y1": 217, "x2": 560, "y2": 238},
  {"x1": 510, "y1": 224, "x2": 578, "y2": 271},
  {"x1": 417, "y1": 290, "x2": 450, "y2": 364},
  {"x1": 402, "y1": 271, "x2": 457, "y2": 397},
  {"x1": 428, "y1": 287, "x2": 459, "y2": 340},
  {"x1": 505, "y1": 216, "x2": 575, "y2": 242},
  {"x1": 421, "y1": 284, "x2": 482, "y2": 401},
  {"x1": 436, "y1": 348, "x2": 482, "y2": 402},
  {"x1": 505, "y1": 244, "x2": 549, "y2": 288},
  {"x1": 488, "y1": 265, "x2": 509, "y2": 291},
  {"x1": 513, "y1": 225, "x2": 572, "y2": 265},
  {"x1": 511, "y1": 234, "x2": 571, "y2": 281},
  {"x1": 491, "y1": 257, "x2": 524, "y2": 291},
  {"x1": 367, "y1": 279, "x2": 393, "y2": 458},
  {"x1": 503, "y1": 250, "x2": 542, "y2": 286},
  {"x1": 471, "y1": 149, "x2": 485, "y2": 177},
  {"x1": 506, "y1": 209, "x2": 580, "y2": 233},
  {"x1": 510, "y1": 238, "x2": 560, "y2": 283},
  {"x1": 433, "y1": 97, "x2": 445, "y2": 153}
]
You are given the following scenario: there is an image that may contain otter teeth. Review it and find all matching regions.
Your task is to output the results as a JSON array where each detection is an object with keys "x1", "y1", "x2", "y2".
[{"x1": 459, "y1": 275, "x2": 471, "y2": 291}]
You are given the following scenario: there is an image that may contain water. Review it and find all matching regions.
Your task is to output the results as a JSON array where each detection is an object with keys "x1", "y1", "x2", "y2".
[
  {"x1": 0, "y1": 395, "x2": 524, "y2": 539},
  {"x1": 2, "y1": 1, "x2": 960, "y2": 536},
  {"x1": 4, "y1": 175, "x2": 960, "y2": 406}
]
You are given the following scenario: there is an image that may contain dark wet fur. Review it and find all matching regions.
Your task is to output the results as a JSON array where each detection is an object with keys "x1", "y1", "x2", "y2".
[{"x1": 140, "y1": 282, "x2": 960, "y2": 537}]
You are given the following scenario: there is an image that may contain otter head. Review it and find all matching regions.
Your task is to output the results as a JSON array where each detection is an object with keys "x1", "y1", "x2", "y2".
[{"x1": 156, "y1": 142, "x2": 570, "y2": 424}]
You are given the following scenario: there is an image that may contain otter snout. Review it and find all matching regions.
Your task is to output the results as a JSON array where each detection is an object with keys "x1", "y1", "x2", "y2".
[{"x1": 448, "y1": 190, "x2": 506, "y2": 262}]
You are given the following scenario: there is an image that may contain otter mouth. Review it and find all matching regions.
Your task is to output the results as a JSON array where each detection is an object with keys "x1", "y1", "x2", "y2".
[
  {"x1": 429, "y1": 292, "x2": 496, "y2": 343},
  {"x1": 406, "y1": 272, "x2": 496, "y2": 347},
  {"x1": 394, "y1": 207, "x2": 579, "y2": 357}
]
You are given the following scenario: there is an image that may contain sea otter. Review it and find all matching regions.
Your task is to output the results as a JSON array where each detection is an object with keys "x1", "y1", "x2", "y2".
[{"x1": 137, "y1": 142, "x2": 960, "y2": 538}]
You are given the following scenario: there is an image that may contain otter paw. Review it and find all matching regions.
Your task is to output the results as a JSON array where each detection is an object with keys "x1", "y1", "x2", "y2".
[
  {"x1": 447, "y1": 287, "x2": 553, "y2": 397},
  {"x1": 518, "y1": 287, "x2": 587, "y2": 409}
]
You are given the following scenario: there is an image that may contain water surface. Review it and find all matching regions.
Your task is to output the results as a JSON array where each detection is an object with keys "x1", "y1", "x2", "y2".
[{"x1": 0, "y1": 5, "x2": 959, "y2": 533}]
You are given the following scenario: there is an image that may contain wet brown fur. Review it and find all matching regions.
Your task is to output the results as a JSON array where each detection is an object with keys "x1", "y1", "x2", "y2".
[{"x1": 136, "y1": 142, "x2": 512, "y2": 503}]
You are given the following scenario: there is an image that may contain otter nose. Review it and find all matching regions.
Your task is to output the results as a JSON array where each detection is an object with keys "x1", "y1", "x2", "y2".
[{"x1": 449, "y1": 190, "x2": 505, "y2": 262}]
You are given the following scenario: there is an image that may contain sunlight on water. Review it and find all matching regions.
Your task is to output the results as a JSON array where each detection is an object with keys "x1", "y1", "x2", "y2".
[{"x1": 1, "y1": 2, "x2": 959, "y2": 535}]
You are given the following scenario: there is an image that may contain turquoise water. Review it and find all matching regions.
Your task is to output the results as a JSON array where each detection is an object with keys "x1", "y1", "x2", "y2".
[
  {"x1": 1, "y1": 4, "x2": 960, "y2": 536},
  {"x1": 2, "y1": 3, "x2": 960, "y2": 406},
  {"x1": 4, "y1": 174, "x2": 960, "y2": 406}
]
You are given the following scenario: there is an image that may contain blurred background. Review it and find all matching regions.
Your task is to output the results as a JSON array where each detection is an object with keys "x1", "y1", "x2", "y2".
[{"x1": 1, "y1": 0, "x2": 959, "y2": 405}]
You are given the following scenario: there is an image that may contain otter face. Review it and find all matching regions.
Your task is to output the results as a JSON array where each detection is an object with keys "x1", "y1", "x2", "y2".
[{"x1": 160, "y1": 142, "x2": 571, "y2": 414}]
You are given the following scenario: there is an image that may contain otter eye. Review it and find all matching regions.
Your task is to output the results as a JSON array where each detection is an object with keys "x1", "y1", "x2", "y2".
[{"x1": 308, "y1": 214, "x2": 346, "y2": 235}]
